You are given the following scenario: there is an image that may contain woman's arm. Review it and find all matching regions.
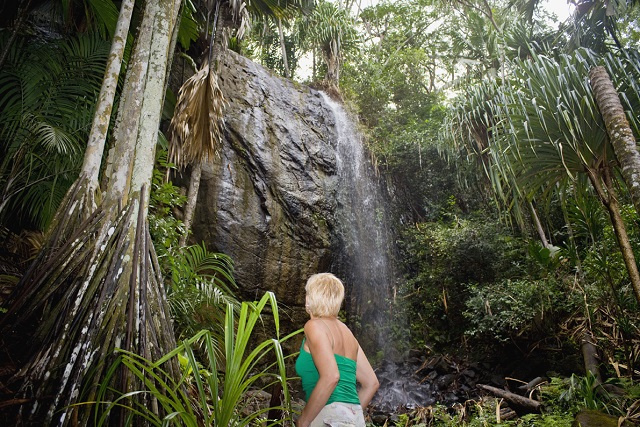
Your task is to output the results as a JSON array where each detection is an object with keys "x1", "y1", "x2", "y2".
[
  {"x1": 296, "y1": 320, "x2": 339, "y2": 427},
  {"x1": 355, "y1": 345, "x2": 379, "y2": 408}
]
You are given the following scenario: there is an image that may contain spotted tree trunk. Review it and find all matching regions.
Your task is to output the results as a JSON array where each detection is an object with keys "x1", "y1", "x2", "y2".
[
  {"x1": 0, "y1": 0, "x2": 183, "y2": 425},
  {"x1": 589, "y1": 66, "x2": 640, "y2": 217}
]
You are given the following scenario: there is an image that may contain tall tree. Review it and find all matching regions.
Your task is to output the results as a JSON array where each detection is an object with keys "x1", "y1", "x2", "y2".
[
  {"x1": 82, "y1": 0, "x2": 135, "y2": 196},
  {"x1": 481, "y1": 50, "x2": 640, "y2": 305},
  {"x1": 297, "y1": 0, "x2": 358, "y2": 88},
  {"x1": 589, "y1": 65, "x2": 640, "y2": 218},
  {"x1": 0, "y1": 0, "x2": 184, "y2": 425}
]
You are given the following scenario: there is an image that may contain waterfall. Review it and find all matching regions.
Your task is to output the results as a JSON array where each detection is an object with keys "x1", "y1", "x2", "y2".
[
  {"x1": 321, "y1": 93, "x2": 394, "y2": 355},
  {"x1": 321, "y1": 94, "x2": 469, "y2": 416}
]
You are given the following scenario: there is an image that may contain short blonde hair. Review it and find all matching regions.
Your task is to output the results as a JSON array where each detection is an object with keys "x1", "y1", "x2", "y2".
[{"x1": 305, "y1": 273, "x2": 345, "y2": 317}]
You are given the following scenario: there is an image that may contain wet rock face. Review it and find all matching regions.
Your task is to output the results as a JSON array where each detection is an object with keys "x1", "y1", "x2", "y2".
[{"x1": 192, "y1": 51, "x2": 338, "y2": 312}]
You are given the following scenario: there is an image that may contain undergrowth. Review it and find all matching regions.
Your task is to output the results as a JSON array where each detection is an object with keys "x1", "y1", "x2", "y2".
[{"x1": 370, "y1": 374, "x2": 640, "y2": 427}]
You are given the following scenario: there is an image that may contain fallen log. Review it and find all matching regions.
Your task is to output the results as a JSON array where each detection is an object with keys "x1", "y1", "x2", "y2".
[
  {"x1": 517, "y1": 376, "x2": 547, "y2": 392},
  {"x1": 499, "y1": 407, "x2": 518, "y2": 421},
  {"x1": 477, "y1": 384, "x2": 542, "y2": 413}
]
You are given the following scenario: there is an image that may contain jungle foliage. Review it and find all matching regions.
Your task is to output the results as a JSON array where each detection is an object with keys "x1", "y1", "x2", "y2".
[{"x1": 1, "y1": 0, "x2": 640, "y2": 425}]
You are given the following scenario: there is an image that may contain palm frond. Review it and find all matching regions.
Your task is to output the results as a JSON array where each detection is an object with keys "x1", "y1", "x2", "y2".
[
  {"x1": 0, "y1": 33, "x2": 111, "y2": 229},
  {"x1": 297, "y1": 1, "x2": 360, "y2": 53},
  {"x1": 178, "y1": 0, "x2": 201, "y2": 50},
  {"x1": 171, "y1": 243, "x2": 237, "y2": 294},
  {"x1": 168, "y1": 58, "x2": 227, "y2": 169},
  {"x1": 167, "y1": 242, "x2": 238, "y2": 341}
]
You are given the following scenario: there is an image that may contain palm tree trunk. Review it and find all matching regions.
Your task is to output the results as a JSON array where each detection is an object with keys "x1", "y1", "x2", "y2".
[
  {"x1": 0, "y1": 0, "x2": 184, "y2": 424},
  {"x1": 529, "y1": 201, "x2": 550, "y2": 248},
  {"x1": 81, "y1": 0, "x2": 135, "y2": 190},
  {"x1": 179, "y1": 161, "x2": 203, "y2": 247},
  {"x1": 277, "y1": 18, "x2": 290, "y2": 78},
  {"x1": 312, "y1": 49, "x2": 316, "y2": 80},
  {"x1": 586, "y1": 165, "x2": 640, "y2": 306},
  {"x1": 589, "y1": 66, "x2": 640, "y2": 218},
  {"x1": 105, "y1": 0, "x2": 157, "y2": 206},
  {"x1": 128, "y1": 0, "x2": 182, "y2": 207},
  {"x1": 324, "y1": 40, "x2": 340, "y2": 87}
]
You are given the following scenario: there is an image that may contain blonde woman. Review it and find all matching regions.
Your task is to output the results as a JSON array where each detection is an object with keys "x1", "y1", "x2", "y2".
[{"x1": 295, "y1": 273, "x2": 379, "y2": 427}]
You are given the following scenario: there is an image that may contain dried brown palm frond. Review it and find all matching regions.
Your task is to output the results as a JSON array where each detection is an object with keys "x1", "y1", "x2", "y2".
[
  {"x1": 228, "y1": 0, "x2": 250, "y2": 39},
  {"x1": 169, "y1": 58, "x2": 226, "y2": 169}
]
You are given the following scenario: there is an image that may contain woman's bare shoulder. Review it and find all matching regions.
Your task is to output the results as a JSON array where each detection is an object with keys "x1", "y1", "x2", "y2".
[
  {"x1": 303, "y1": 318, "x2": 327, "y2": 334},
  {"x1": 336, "y1": 319, "x2": 355, "y2": 335}
]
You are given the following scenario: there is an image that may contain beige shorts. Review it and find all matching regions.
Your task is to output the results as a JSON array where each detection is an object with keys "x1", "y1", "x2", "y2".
[{"x1": 309, "y1": 402, "x2": 365, "y2": 427}]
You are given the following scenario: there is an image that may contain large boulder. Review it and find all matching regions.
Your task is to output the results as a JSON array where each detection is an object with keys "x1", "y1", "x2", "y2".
[{"x1": 192, "y1": 51, "x2": 339, "y2": 316}]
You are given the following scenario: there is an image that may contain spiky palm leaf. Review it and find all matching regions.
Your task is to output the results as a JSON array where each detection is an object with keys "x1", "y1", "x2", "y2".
[
  {"x1": 440, "y1": 77, "x2": 529, "y2": 227},
  {"x1": 564, "y1": 0, "x2": 640, "y2": 53},
  {"x1": 297, "y1": 1, "x2": 359, "y2": 55},
  {"x1": 97, "y1": 293, "x2": 299, "y2": 426},
  {"x1": 599, "y1": 49, "x2": 640, "y2": 134},
  {"x1": 295, "y1": 0, "x2": 358, "y2": 85},
  {"x1": 170, "y1": 243, "x2": 236, "y2": 293},
  {"x1": 496, "y1": 50, "x2": 614, "y2": 195},
  {"x1": 240, "y1": 0, "x2": 312, "y2": 26},
  {"x1": 487, "y1": 48, "x2": 640, "y2": 304},
  {"x1": 52, "y1": 0, "x2": 120, "y2": 37},
  {"x1": 166, "y1": 243, "x2": 238, "y2": 353},
  {"x1": 442, "y1": 45, "x2": 640, "y2": 243}
]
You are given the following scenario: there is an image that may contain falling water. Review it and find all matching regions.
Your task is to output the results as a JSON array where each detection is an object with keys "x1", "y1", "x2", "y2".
[
  {"x1": 320, "y1": 93, "x2": 394, "y2": 355},
  {"x1": 320, "y1": 94, "x2": 475, "y2": 416}
]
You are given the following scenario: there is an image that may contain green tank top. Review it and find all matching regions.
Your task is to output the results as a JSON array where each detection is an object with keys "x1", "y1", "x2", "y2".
[{"x1": 294, "y1": 339, "x2": 360, "y2": 405}]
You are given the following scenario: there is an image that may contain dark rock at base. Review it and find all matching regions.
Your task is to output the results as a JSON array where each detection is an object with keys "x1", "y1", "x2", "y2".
[
  {"x1": 435, "y1": 373, "x2": 457, "y2": 390},
  {"x1": 407, "y1": 348, "x2": 427, "y2": 364},
  {"x1": 572, "y1": 409, "x2": 627, "y2": 427},
  {"x1": 490, "y1": 374, "x2": 506, "y2": 387},
  {"x1": 461, "y1": 368, "x2": 476, "y2": 378},
  {"x1": 425, "y1": 370, "x2": 438, "y2": 380},
  {"x1": 443, "y1": 392, "x2": 459, "y2": 403},
  {"x1": 370, "y1": 413, "x2": 388, "y2": 425}
]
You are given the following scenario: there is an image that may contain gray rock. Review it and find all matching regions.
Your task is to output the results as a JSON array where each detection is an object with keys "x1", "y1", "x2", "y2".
[
  {"x1": 435, "y1": 373, "x2": 457, "y2": 390},
  {"x1": 192, "y1": 51, "x2": 339, "y2": 314}
]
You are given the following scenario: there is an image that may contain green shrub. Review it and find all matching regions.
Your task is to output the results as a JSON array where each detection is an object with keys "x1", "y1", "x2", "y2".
[
  {"x1": 395, "y1": 216, "x2": 526, "y2": 349},
  {"x1": 147, "y1": 150, "x2": 239, "y2": 343},
  {"x1": 148, "y1": 150, "x2": 187, "y2": 266},
  {"x1": 514, "y1": 414, "x2": 574, "y2": 426},
  {"x1": 463, "y1": 277, "x2": 567, "y2": 344},
  {"x1": 92, "y1": 292, "x2": 300, "y2": 426}
]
